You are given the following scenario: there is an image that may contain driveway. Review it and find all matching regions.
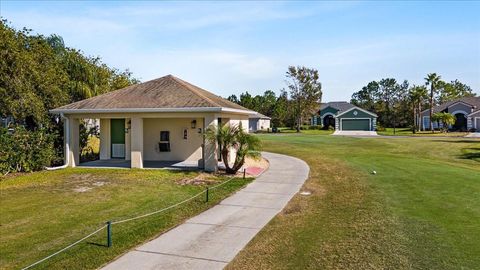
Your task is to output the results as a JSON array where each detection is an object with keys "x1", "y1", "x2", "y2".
[
  {"x1": 101, "y1": 152, "x2": 310, "y2": 270},
  {"x1": 465, "y1": 133, "x2": 480, "y2": 138},
  {"x1": 333, "y1": 130, "x2": 378, "y2": 136}
]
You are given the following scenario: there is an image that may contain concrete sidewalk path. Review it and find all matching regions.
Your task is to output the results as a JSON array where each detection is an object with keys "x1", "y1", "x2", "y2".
[{"x1": 102, "y1": 152, "x2": 309, "y2": 270}]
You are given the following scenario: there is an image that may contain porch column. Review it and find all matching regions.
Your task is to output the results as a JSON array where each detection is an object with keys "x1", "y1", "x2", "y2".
[
  {"x1": 204, "y1": 114, "x2": 218, "y2": 172},
  {"x1": 67, "y1": 117, "x2": 79, "y2": 167},
  {"x1": 130, "y1": 117, "x2": 143, "y2": 168},
  {"x1": 125, "y1": 118, "x2": 131, "y2": 160},
  {"x1": 99, "y1": 119, "x2": 111, "y2": 160}
]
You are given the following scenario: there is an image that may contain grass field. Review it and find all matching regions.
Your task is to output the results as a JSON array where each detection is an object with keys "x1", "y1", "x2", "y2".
[
  {"x1": 0, "y1": 169, "x2": 251, "y2": 270},
  {"x1": 378, "y1": 127, "x2": 470, "y2": 137},
  {"x1": 228, "y1": 134, "x2": 480, "y2": 269}
]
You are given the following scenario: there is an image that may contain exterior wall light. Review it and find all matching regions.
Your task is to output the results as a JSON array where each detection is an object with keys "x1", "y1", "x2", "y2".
[
  {"x1": 125, "y1": 119, "x2": 131, "y2": 133},
  {"x1": 191, "y1": 119, "x2": 197, "y2": 129}
]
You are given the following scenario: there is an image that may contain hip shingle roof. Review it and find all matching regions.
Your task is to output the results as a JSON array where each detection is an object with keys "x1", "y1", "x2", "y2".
[{"x1": 52, "y1": 75, "x2": 249, "y2": 112}]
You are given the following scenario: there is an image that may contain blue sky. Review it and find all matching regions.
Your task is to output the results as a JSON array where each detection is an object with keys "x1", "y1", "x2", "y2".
[{"x1": 1, "y1": 1, "x2": 479, "y2": 101}]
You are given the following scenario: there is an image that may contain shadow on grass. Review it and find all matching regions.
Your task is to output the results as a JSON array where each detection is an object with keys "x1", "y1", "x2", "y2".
[
  {"x1": 434, "y1": 140, "x2": 480, "y2": 144},
  {"x1": 87, "y1": 241, "x2": 108, "y2": 247},
  {"x1": 459, "y1": 147, "x2": 480, "y2": 162}
]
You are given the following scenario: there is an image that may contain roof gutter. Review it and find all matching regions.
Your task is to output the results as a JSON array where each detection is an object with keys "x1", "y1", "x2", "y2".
[{"x1": 45, "y1": 113, "x2": 69, "y2": 170}]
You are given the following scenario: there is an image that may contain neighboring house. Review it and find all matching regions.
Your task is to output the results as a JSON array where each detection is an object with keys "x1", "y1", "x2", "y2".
[
  {"x1": 51, "y1": 75, "x2": 255, "y2": 172},
  {"x1": 311, "y1": 101, "x2": 377, "y2": 131},
  {"x1": 420, "y1": 96, "x2": 480, "y2": 132},
  {"x1": 249, "y1": 113, "x2": 271, "y2": 132},
  {"x1": 1, "y1": 115, "x2": 14, "y2": 128},
  {"x1": 84, "y1": 118, "x2": 99, "y2": 131}
]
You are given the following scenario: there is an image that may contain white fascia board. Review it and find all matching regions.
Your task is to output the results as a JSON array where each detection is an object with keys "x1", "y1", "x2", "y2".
[
  {"x1": 335, "y1": 106, "x2": 377, "y2": 118},
  {"x1": 220, "y1": 107, "x2": 257, "y2": 115},
  {"x1": 468, "y1": 110, "x2": 480, "y2": 117},
  {"x1": 50, "y1": 107, "x2": 254, "y2": 115},
  {"x1": 447, "y1": 101, "x2": 474, "y2": 109}
]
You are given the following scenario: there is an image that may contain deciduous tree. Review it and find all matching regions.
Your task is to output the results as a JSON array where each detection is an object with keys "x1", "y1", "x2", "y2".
[{"x1": 285, "y1": 66, "x2": 322, "y2": 132}]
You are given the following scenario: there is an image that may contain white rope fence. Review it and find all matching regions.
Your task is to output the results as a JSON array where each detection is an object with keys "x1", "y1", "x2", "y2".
[
  {"x1": 21, "y1": 225, "x2": 107, "y2": 270},
  {"x1": 20, "y1": 176, "x2": 239, "y2": 270},
  {"x1": 112, "y1": 176, "x2": 236, "y2": 224}
]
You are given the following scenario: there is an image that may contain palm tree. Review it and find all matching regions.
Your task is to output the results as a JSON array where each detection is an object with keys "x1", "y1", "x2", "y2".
[
  {"x1": 432, "y1": 112, "x2": 456, "y2": 133},
  {"x1": 205, "y1": 124, "x2": 261, "y2": 174},
  {"x1": 409, "y1": 85, "x2": 428, "y2": 132},
  {"x1": 425, "y1": 73, "x2": 441, "y2": 133}
]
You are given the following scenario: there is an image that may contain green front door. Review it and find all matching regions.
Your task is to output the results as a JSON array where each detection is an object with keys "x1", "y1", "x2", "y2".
[
  {"x1": 341, "y1": 119, "x2": 370, "y2": 131},
  {"x1": 111, "y1": 119, "x2": 125, "y2": 158}
]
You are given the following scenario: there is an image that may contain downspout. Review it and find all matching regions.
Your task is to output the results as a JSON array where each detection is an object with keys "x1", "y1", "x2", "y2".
[{"x1": 45, "y1": 113, "x2": 69, "y2": 170}]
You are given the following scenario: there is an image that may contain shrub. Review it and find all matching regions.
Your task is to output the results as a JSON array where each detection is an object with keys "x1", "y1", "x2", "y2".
[
  {"x1": 205, "y1": 124, "x2": 261, "y2": 174},
  {"x1": 308, "y1": 125, "x2": 321, "y2": 130},
  {"x1": 79, "y1": 121, "x2": 99, "y2": 162},
  {"x1": 376, "y1": 124, "x2": 386, "y2": 132},
  {"x1": 327, "y1": 125, "x2": 335, "y2": 131},
  {"x1": 299, "y1": 125, "x2": 310, "y2": 130},
  {"x1": 0, "y1": 127, "x2": 55, "y2": 174}
]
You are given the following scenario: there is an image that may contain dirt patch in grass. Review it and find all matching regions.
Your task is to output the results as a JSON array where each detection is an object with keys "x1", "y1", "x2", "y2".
[
  {"x1": 175, "y1": 173, "x2": 220, "y2": 186},
  {"x1": 72, "y1": 181, "x2": 108, "y2": 193},
  {"x1": 61, "y1": 173, "x2": 111, "y2": 193}
]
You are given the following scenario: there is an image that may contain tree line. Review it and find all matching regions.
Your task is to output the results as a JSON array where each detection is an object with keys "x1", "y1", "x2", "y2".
[
  {"x1": 0, "y1": 20, "x2": 138, "y2": 173},
  {"x1": 228, "y1": 66, "x2": 322, "y2": 132},
  {"x1": 350, "y1": 74, "x2": 476, "y2": 131},
  {"x1": 228, "y1": 71, "x2": 475, "y2": 133}
]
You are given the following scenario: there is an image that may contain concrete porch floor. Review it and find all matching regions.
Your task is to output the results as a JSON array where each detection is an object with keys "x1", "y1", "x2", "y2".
[{"x1": 78, "y1": 159, "x2": 200, "y2": 170}]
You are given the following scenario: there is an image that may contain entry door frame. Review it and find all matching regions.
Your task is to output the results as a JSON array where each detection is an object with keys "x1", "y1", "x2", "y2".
[{"x1": 111, "y1": 118, "x2": 126, "y2": 159}]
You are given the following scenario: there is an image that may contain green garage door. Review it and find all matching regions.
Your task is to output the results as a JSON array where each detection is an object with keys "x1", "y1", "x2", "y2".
[{"x1": 342, "y1": 119, "x2": 370, "y2": 131}]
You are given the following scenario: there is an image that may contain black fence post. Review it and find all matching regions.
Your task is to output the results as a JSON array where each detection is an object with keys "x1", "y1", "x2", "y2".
[
  {"x1": 205, "y1": 187, "x2": 209, "y2": 202},
  {"x1": 243, "y1": 168, "x2": 246, "y2": 179},
  {"x1": 107, "y1": 221, "x2": 112, "y2": 247}
]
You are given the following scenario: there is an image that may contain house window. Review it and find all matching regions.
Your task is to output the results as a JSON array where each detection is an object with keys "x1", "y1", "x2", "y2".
[{"x1": 159, "y1": 131, "x2": 170, "y2": 152}]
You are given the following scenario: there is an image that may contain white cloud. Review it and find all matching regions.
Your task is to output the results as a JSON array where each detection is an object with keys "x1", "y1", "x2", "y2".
[{"x1": 2, "y1": 1, "x2": 478, "y2": 101}]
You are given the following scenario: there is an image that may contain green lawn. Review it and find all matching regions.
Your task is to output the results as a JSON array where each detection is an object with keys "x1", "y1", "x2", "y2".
[
  {"x1": 378, "y1": 127, "x2": 469, "y2": 137},
  {"x1": 228, "y1": 134, "x2": 480, "y2": 269},
  {"x1": 276, "y1": 128, "x2": 334, "y2": 135},
  {"x1": 0, "y1": 169, "x2": 251, "y2": 270}
]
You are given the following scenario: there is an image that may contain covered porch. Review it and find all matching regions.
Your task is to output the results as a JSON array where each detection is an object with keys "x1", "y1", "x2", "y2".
[{"x1": 63, "y1": 113, "x2": 249, "y2": 172}]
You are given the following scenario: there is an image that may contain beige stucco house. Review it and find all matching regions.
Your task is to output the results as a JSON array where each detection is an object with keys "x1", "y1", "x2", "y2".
[
  {"x1": 51, "y1": 75, "x2": 254, "y2": 172},
  {"x1": 248, "y1": 113, "x2": 271, "y2": 132}
]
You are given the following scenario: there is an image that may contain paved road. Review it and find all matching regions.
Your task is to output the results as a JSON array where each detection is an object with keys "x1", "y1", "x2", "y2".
[{"x1": 101, "y1": 152, "x2": 310, "y2": 270}]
